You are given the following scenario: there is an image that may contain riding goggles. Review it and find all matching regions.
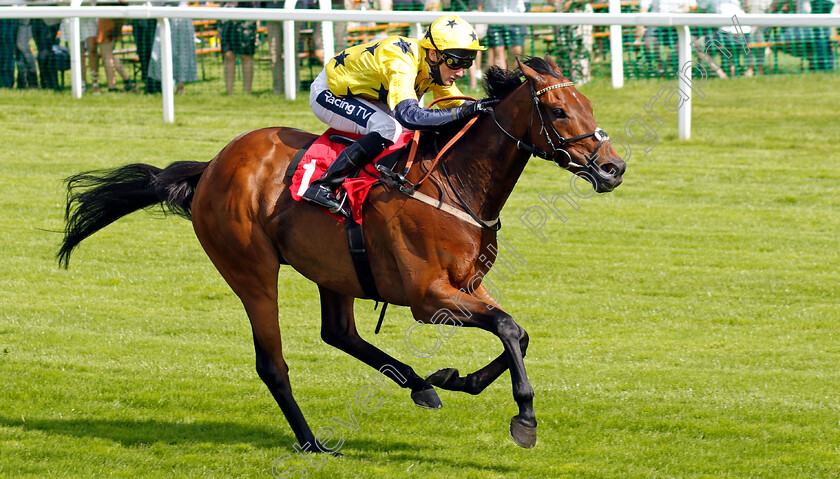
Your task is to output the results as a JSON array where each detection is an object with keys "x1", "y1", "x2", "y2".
[{"x1": 440, "y1": 49, "x2": 476, "y2": 70}]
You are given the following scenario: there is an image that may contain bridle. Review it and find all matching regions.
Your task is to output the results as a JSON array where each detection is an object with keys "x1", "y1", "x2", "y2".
[
  {"x1": 487, "y1": 80, "x2": 610, "y2": 171},
  {"x1": 381, "y1": 81, "x2": 614, "y2": 232}
]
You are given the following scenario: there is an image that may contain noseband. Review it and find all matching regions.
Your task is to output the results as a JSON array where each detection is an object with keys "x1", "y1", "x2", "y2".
[{"x1": 488, "y1": 80, "x2": 609, "y2": 170}]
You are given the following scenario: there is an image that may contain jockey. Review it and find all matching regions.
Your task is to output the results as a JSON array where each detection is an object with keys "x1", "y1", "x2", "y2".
[{"x1": 303, "y1": 14, "x2": 498, "y2": 215}]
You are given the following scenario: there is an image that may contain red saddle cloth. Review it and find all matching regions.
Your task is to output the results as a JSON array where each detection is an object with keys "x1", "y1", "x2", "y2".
[{"x1": 290, "y1": 129, "x2": 413, "y2": 224}]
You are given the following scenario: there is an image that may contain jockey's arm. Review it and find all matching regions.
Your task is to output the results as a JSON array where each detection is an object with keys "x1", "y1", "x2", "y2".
[
  {"x1": 393, "y1": 99, "x2": 464, "y2": 130},
  {"x1": 393, "y1": 98, "x2": 500, "y2": 131}
]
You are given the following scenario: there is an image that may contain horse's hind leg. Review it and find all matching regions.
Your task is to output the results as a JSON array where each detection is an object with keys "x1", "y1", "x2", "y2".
[
  {"x1": 317, "y1": 286, "x2": 442, "y2": 409},
  {"x1": 193, "y1": 215, "x2": 326, "y2": 452}
]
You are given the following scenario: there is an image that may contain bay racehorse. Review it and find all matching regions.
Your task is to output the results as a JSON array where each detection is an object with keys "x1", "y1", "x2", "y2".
[{"x1": 58, "y1": 56, "x2": 625, "y2": 450}]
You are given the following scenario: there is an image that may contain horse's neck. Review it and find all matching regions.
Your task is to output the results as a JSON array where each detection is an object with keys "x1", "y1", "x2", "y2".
[{"x1": 446, "y1": 88, "x2": 533, "y2": 220}]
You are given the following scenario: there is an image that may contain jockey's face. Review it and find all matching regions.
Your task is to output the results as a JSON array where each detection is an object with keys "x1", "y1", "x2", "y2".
[
  {"x1": 429, "y1": 50, "x2": 466, "y2": 86},
  {"x1": 439, "y1": 61, "x2": 466, "y2": 86}
]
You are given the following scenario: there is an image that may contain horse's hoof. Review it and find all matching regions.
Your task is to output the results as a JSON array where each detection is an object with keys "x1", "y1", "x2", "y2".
[
  {"x1": 426, "y1": 368, "x2": 459, "y2": 389},
  {"x1": 411, "y1": 387, "x2": 442, "y2": 409},
  {"x1": 509, "y1": 416, "x2": 537, "y2": 449},
  {"x1": 311, "y1": 441, "x2": 343, "y2": 456}
]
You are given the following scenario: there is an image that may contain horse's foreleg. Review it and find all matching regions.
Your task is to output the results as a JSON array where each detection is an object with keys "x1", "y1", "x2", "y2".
[
  {"x1": 427, "y1": 325, "x2": 529, "y2": 395},
  {"x1": 424, "y1": 283, "x2": 530, "y2": 394},
  {"x1": 318, "y1": 286, "x2": 441, "y2": 409},
  {"x1": 412, "y1": 285, "x2": 536, "y2": 448}
]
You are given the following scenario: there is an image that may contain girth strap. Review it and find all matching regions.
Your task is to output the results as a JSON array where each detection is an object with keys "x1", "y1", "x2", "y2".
[{"x1": 345, "y1": 215, "x2": 382, "y2": 302}]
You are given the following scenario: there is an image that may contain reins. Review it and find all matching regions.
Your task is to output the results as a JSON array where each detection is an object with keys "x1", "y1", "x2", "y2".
[
  {"x1": 390, "y1": 95, "x2": 501, "y2": 231},
  {"x1": 403, "y1": 95, "x2": 481, "y2": 186}
]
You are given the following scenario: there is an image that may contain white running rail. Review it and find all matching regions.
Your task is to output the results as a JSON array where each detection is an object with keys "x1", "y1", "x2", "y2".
[{"x1": 2, "y1": 5, "x2": 838, "y2": 138}]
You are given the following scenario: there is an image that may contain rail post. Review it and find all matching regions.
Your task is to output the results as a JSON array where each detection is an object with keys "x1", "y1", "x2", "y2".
[
  {"x1": 283, "y1": 0, "x2": 297, "y2": 100},
  {"x1": 159, "y1": 17, "x2": 175, "y2": 123},
  {"x1": 677, "y1": 25, "x2": 691, "y2": 139},
  {"x1": 67, "y1": 0, "x2": 83, "y2": 98},
  {"x1": 609, "y1": 0, "x2": 624, "y2": 88},
  {"x1": 319, "y1": 0, "x2": 334, "y2": 61}
]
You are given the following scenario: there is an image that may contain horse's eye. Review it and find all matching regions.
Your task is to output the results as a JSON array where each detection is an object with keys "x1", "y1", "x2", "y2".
[{"x1": 552, "y1": 108, "x2": 567, "y2": 119}]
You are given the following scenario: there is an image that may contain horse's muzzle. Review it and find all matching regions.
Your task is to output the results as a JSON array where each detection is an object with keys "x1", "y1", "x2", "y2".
[{"x1": 580, "y1": 159, "x2": 625, "y2": 193}]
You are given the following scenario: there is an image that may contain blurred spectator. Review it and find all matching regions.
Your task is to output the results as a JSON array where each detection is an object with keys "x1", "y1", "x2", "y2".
[
  {"x1": 32, "y1": 18, "x2": 62, "y2": 90},
  {"x1": 0, "y1": 11, "x2": 16, "y2": 89},
  {"x1": 220, "y1": 2, "x2": 257, "y2": 94},
  {"x1": 771, "y1": 0, "x2": 835, "y2": 71},
  {"x1": 311, "y1": 0, "x2": 377, "y2": 62},
  {"x1": 97, "y1": 18, "x2": 135, "y2": 91},
  {"x1": 637, "y1": 0, "x2": 696, "y2": 76},
  {"x1": 394, "y1": 0, "x2": 423, "y2": 9},
  {"x1": 15, "y1": 19, "x2": 38, "y2": 88},
  {"x1": 446, "y1": 0, "x2": 483, "y2": 92},
  {"x1": 132, "y1": 11, "x2": 160, "y2": 94},
  {"x1": 747, "y1": 0, "x2": 774, "y2": 75},
  {"x1": 553, "y1": 0, "x2": 593, "y2": 83},
  {"x1": 479, "y1": 0, "x2": 527, "y2": 70},
  {"x1": 262, "y1": 0, "x2": 353, "y2": 94},
  {"x1": 260, "y1": 1, "x2": 285, "y2": 94},
  {"x1": 330, "y1": 0, "x2": 351, "y2": 53},
  {"x1": 148, "y1": 9, "x2": 198, "y2": 94},
  {"x1": 697, "y1": 0, "x2": 756, "y2": 77},
  {"x1": 60, "y1": 15, "x2": 99, "y2": 91}
]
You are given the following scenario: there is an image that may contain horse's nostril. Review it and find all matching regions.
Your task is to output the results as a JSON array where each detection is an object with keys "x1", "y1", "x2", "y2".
[
  {"x1": 602, "y1": 160, "x2": 625, "y2": 177},
  {"x1": 601, "y1": 162, "x2": 617, "y2": 176}
]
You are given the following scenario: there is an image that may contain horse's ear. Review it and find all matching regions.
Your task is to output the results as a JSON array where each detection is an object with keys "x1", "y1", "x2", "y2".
[
  {"x1": 517, "y1": 57, "x2": 547, "y2": 89},
  {"x1": 544, "y1": 54, "x2": 563, "y2": 76}
]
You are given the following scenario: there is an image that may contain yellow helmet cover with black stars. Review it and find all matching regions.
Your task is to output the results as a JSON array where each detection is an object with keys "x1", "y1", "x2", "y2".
[
  {"x1": 325, "y1": 36, "x2": 465, "y2": 111},
  {"x1": 418, "y1": 14, "x2": 485, "y2": 52}
]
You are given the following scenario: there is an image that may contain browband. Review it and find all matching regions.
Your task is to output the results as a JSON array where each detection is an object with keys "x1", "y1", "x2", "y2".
[{"x1": 535, "y1": 82, "x2": 575, "y2": 96}]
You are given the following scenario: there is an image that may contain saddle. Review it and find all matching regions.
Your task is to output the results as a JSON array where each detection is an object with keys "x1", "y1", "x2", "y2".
[{"x1": 288, "y1": 129, "x2": 413, "y2": 225}]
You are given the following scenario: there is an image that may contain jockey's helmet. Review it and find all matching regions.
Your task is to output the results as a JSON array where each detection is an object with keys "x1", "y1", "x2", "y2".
[
  {"x1": 420, "y1": 15, "x2": 485, "y2": 52},
  {"x1": 420, "y1": 15, "x2": 485, "y2": 72}
]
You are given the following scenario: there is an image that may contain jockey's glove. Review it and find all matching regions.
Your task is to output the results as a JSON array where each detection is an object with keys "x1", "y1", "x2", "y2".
[{"x1": 456, "y1": 98, "x2": 500, "y2": 120}]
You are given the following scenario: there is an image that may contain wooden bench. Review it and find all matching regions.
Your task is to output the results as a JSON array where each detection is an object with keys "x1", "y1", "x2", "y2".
[
  {"x1": 747, "y1": 34, "x2": 840, "y2": 73},
  {"x1": 346, "y1": 23, "x2": 411, "y2": 46},
  {"x1": 112, "y1": 46, "x2": 141, "y2": 82}
]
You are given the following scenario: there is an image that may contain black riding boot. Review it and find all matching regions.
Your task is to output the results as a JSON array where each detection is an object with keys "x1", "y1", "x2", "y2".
[{"x1": 302, "y1": 132, "x2": 388, "y2": 216}]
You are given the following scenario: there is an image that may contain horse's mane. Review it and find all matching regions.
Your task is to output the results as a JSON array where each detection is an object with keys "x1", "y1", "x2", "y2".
[
  {"x1": 483, "y1": 56, "x2": 563, "y2": 100},
  {"x1": 429, "y1": 57, "x2": 563, "y2": 141}
]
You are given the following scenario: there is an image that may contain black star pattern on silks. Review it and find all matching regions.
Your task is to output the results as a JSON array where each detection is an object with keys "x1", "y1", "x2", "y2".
[
  {"x1": 364, "y1": 43, "x2": 379, "y2": 56},
  {"x1": 446, "y1": 19, "x2": 458, "y2": 29},
  {"x1": 470, "y1": 32, "x2": 477, "y2": 42},
  {"x1": 345, "y1": 86, "x2": 353, "y2": 96},
  {"x1": 374, "y1": 84, "x2": 388, "y2": 103},
  {"x1": 393, "y1": 38, "x2": 413, "y2": 56},
  {"x1": 333, "y1": 50, "x2": 349, "y2": 67}
]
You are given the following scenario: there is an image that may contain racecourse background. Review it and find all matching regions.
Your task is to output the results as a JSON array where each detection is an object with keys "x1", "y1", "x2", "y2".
[
  {"x1": 1, "y1": 0, "x2": 838, "y2": 100},
  {"x1": 1, "y1": 71, "x2": 839, "y2": 477}
]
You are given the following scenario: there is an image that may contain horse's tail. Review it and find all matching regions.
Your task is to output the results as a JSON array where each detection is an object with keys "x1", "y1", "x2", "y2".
[{"x1": 58, "y1": 161, "x2": 209, "y2": 268}]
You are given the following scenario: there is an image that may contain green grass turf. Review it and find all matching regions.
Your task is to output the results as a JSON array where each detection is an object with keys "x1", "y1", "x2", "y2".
[{"x1": 1, "y1": 73, "x2": 839, "y2": 478}]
